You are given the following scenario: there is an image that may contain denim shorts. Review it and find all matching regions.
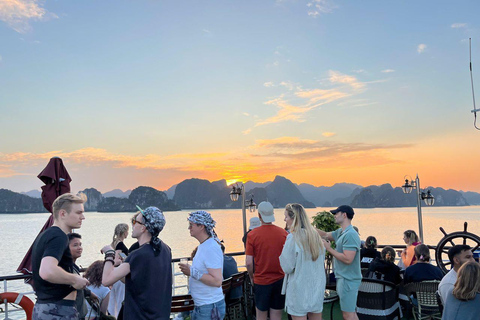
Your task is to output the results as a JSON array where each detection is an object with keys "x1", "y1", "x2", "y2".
[
  {"x1": 336, "y1": 278, "x2": 361, "y2": 313},
  {"x1": 33, "y1": 301, "x2": 78, "y2": 320},
  {"x1": 192, "y1": 299, "x2": 226, "y2": 320}
]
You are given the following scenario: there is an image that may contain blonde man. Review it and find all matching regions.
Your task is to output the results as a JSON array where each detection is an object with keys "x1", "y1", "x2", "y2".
[{"x1": 32, "y1": 193, "x2": 89, "y2": 320}]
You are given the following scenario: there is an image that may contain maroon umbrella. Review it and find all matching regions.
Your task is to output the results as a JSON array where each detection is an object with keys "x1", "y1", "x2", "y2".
[{"x1": 17, "y1": 157, "x2": 72, "y2": 281}]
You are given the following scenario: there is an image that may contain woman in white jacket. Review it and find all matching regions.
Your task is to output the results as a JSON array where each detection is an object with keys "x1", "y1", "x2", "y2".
[{"x1": 279, "y1": 203, "x2": 326, "y2": 320}]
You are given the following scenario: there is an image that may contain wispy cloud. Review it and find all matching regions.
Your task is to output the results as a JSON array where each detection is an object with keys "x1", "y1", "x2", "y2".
[
  {"x1": 0, "y1": 148, "x2": 230, "y2": 173},
  {"x1": 263, "y1": 81, "x2": 274, "y2": 87},
  {"x1": 381, "y1": 69, "x2": 395, "y2": 73},
  {"x1": 247, "y1": 137, "x2": 412, "y2": 173},
  {"x1": 279, "y1": 81, "x2": 297, "y2": 91},
  {"x1": 306, "y1": 0, "x2": 335, "y2": 17},
  {"x1": 352, "y1": 69, "x2": 366, "y2": 74},
  {"x1": 0, "y1": 139, "x2": 414, "y2": 191},
  {"x1": 246, "y1": 71, "x2": 369, "y2": 133},
  {"x1": 322, "y1": 132, "x2": 336, "y2": 137},
  {"x1": 451, "y1": 23, "x2": 467, "y2": 29},
  {"x1": 417, "y1": 43, "x2": 427, "y2": 54},
  {"x1": 0, "y1": 0, "x2": 57, "y2": 33},
  {"x1": 253, "y1": 87, "x2": 349, "y2": 129},
  {"x1": 328, "y1": 70, "x2": 366, "y2": 91}
]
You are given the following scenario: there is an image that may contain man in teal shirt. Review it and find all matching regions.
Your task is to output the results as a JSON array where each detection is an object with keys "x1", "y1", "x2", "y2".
[{"x1": 317, "y1": 205, "x2": 361, "y2": 320}]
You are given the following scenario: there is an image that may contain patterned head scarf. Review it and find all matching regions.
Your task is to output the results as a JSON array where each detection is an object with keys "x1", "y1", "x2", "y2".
[
  {"x1": 136, "y1": 205, "x2": 166, "y2": 256},
  {"x1": 188, "y1": 210, "x2": 217, "y2": 238}
]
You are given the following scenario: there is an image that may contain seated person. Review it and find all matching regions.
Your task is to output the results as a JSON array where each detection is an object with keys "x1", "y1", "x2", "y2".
[
  {"x1": 84, "y1": 261, "x2": 110, "y2": 319},
  {"x1": 367, "y1": 246, "x2": 402, "y2": 285},
  {"x1": 360, "y1": 236, "x2": 381, "y2": 269},
  {"x1": 221, "y1": 242, "x2": 242, "y2": 301},
  {"x1": 442, "y1": 262, "x2": 480, "y2": 320},
  {"x1": 404, "y1": 244, "x2": 443, "y2": 284}
]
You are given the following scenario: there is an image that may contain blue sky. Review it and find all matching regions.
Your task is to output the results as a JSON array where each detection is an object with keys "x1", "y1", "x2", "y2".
[{"x1": 1, "y1": 0, "x2": 480, "y2": 193}]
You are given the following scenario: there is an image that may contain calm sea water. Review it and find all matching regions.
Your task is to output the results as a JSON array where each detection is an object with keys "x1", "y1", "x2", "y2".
[{"x1": 1, "y1": 206, "x2": 480, "y2": 319}]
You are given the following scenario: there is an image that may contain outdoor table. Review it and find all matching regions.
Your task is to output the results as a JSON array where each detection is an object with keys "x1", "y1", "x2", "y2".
[{"x1": 324, "y1": 289, "x2": 339, "y2": 320}]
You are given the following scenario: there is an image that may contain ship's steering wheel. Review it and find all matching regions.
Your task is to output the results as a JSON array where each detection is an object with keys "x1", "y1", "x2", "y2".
[{"x1": 435, "y1": 222, "x2": 480, "y2": 274}]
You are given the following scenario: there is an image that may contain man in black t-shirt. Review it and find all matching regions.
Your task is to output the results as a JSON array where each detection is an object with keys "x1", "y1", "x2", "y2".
[
  {"x1": 32, "y1": 193, "x2": 90, "y2": 320},
  {"x1": 102, "y1": 206, "x2": 172, "y2": 320}
]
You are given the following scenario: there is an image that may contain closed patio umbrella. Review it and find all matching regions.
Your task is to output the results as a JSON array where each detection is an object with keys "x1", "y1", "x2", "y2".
[{"x1": 16, "y1": 157, "x2": 72, "y2": 283}]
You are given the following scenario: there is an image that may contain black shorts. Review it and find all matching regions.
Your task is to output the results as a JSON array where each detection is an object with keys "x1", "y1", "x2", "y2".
[{"x1": 254, "y1": 278, "x2": 285, "y2": 311}]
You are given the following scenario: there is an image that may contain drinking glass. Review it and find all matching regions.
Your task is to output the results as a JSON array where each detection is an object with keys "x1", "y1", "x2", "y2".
[{"x1": 180, "y1": 258, "x2": 188, "y2": 278}]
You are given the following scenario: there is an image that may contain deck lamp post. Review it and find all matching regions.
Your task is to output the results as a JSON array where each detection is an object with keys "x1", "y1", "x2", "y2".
[
  {"x1": 230, "y1": 183, "x2": 257, "y2": 234},
  {"x1": 401, "y1": 174, "x2": 435, "y2": 243}
]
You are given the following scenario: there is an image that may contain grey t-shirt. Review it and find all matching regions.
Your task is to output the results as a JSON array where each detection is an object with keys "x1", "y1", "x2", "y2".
[
  {"x1": 442, "y1": 289, "x2": 480, "y2": 320},
  {"x1": 331, "y1": 225, "x2": 362, "y2": 281}
]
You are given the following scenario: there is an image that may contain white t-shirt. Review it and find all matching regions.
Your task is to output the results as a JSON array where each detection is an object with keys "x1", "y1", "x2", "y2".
[
  {"x1": 107, "y1": 280, "x2": 125, "y2": 318},
  {"x1": 86, "y1": 284, "x2": 110, "y2": 318},
  {"x1": 438, "y1": 269, "x2": 457, "y2": 304},
  {"x1": 189, "y1": 238, "x2": 224, "y2": 306}
]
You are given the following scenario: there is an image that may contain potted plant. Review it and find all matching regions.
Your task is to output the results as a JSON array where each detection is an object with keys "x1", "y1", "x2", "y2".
[{"x1": 311, "y1": 211, "x2": 340, "y2": 285}]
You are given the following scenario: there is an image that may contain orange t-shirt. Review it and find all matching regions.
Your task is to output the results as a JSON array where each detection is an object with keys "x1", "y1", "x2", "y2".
[{"x1": 245, "y1": 224, "x2": 288, "y2": 285}]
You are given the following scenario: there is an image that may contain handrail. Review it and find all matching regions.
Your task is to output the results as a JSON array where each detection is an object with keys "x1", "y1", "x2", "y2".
[{"x1": 1, "y1": 247, "x2": 444, "y2": 320}]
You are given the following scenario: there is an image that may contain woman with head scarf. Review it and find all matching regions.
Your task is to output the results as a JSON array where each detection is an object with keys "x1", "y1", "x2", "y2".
[
  {"x1": 279, "y1": 203, "x2": 326, "y2": 320},
  {"x1": 179, "y1": 210, "x2": 225, "y2": 320}
]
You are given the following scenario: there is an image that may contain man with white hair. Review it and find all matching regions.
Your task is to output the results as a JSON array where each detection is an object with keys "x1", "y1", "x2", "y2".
[
  {"x1": 102, "y1": 206, "x2": 172, "y2": 320},
  {"x1": 246, "y1": 201, "x2": 288, "y2": 320}
]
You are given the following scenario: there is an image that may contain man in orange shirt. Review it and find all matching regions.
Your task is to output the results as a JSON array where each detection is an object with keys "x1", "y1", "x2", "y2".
[{"x1": 246, "y1": 201, "x2": 288, "y2": 320}]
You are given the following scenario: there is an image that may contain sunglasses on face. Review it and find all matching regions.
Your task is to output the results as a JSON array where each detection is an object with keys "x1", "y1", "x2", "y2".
[{"x1": 132, "y1": 218, "x2": 144, "y2": 226}]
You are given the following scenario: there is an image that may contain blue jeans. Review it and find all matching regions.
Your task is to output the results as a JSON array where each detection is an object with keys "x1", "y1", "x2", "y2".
[{"x1": 192, "y1": 299, "x2": 226, "y2": 320}]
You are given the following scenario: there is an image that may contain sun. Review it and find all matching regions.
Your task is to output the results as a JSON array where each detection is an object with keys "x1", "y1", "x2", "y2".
[{"x1": 226, "y1": 179, "x2": 240, "y2": 186}]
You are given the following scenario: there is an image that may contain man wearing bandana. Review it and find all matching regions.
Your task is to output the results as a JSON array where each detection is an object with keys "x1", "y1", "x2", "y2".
[
  {"x1": 179, "y1": 210, "x2": 225, "y2": 320},
  {"x1": 101, "y1": 206, "x2": 172, "y2": 320}
]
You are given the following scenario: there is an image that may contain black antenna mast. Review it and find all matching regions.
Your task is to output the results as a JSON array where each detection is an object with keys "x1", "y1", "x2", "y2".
[{"x1": 469, "y1": 38, "x2": 480, "y2": 130}]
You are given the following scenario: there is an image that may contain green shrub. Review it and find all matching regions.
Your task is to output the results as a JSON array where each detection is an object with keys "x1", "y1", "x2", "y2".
[{"x1": 311, "y1": 210, "x2": 340, "y2": 233}]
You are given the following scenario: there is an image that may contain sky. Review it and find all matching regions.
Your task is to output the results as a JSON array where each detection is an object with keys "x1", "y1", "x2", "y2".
[{"x1": 1, "y1": 0, "x2": 480, "y2": 194}]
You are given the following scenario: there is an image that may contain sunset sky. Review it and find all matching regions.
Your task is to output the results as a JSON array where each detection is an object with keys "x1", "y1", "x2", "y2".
[{"x1": 1, "y1": 0, "x2": 480, "y2": 194}]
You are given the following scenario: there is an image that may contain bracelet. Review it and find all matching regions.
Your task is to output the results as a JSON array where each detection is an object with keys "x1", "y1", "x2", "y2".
[
  {"x1": 104, "y1": 250, "x2": 115, "y2": 260},
  {"x1": 190, "y1": 266, "x2": 204, "y2": 281},
  {"x1": 104, "y1": 259, "x2": 114, "y2": 266}
]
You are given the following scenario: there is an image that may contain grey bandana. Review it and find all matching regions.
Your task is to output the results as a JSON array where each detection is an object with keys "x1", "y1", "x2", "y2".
[
  {"x1": 188, "y1": 210, "x2": 217, "y2": 238},
  {"x1": 137, "y1": 205, "x2": 166, "y2": 256}
]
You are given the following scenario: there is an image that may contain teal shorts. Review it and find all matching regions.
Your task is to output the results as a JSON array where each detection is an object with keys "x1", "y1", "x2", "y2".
[{"x1": 336, "y1": 278, "x2": 361, "y2": 313}]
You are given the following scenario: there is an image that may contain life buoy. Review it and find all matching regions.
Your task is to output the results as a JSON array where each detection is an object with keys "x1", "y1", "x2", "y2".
[{"x1": 0, "y1": 292, "x2": 34, "y2": 320}]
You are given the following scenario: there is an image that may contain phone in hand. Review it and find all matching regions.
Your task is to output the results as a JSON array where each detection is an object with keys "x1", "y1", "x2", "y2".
[{"x1": 119, "y1": 253, "x2": 127, "y2": 260}]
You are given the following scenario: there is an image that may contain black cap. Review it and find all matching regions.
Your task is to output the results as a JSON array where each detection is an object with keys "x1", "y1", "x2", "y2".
[{"x1": 330, "y1": 205, "x2": 355, "y2": 219}]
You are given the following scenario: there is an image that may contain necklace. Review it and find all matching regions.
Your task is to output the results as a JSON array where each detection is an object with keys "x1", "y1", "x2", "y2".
[{"x1": 200, "y1": 236, "x2": 211, "y2": 244}]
